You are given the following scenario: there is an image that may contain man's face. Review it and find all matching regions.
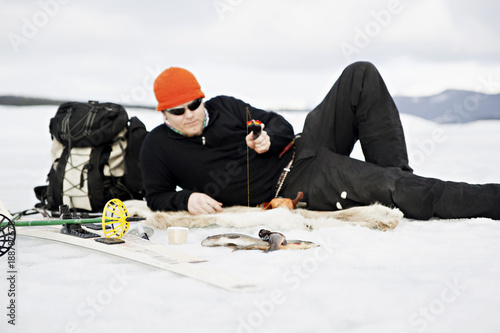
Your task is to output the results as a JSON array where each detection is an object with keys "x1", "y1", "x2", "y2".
[{"x1": 162, "y1": 98, "x2": 205, "y2": 137}]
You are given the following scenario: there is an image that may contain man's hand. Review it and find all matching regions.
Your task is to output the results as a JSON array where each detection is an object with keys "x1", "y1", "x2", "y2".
[
  {"x1": 188, "y1": 192, "x2": 223, "y2": 215},
  {"x1": 246, "y1": 124, "x2": 271, "y2": 154}
]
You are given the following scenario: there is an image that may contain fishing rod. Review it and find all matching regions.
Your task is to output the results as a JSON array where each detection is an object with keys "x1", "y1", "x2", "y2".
[
  {"x1": 2, "y1": 216, "x2": 145, "y2": 227},
  {"x1": 0, "y1": 199, "x2": 146, "y2": 257}
]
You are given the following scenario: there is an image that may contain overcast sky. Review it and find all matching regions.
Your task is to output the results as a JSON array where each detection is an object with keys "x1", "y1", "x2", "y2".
[{"x1": 1, "y1": 0, "x2": 500, "y2": 110}]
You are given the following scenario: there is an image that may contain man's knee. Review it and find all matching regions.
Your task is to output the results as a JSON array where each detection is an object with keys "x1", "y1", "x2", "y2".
[
  {"x1": 345, "y1": 61, "x2": 377, "y2": 74},
  {"x1": 340, "y1": 61, "x2": 380, "y2": 93}
]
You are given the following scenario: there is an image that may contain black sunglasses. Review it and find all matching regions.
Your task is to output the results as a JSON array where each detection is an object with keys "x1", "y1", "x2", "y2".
[{"x1": 164, "y1": 98, "x2": 203, "y2": 116}]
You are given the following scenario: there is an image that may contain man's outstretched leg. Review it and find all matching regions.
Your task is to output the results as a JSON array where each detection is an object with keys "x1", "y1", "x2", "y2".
[
  {"x1": 286, "y1": 147, "x2": 500, "y2": 220},
  {"x1": 393, "y1": 174, "x2": 500, "y2": 220}
]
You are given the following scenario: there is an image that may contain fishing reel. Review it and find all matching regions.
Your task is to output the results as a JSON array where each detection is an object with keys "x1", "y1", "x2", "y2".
[{"x1": 246, "y1": 119, "x2": 262, "y2": 139}]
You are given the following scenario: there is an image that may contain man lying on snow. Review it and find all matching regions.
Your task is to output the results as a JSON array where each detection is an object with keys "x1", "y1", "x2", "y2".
[{"x1": 139, "y1": 62, "x2": 500, "y2": 220}]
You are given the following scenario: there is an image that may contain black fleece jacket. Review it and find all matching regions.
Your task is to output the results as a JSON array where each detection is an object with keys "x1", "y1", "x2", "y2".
[{"x1": 140, "y1": 95, "x2": 295, "y2": 212}]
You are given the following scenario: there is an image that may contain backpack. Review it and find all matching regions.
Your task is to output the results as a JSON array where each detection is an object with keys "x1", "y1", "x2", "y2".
[{"x1": 34, "y1": 100, "x2": 148, "y2": 213}]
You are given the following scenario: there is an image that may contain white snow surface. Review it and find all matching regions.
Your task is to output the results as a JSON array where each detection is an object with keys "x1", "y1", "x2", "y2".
[{"x1": 1, "y1": 105, "x2": 500, "y2": 333}]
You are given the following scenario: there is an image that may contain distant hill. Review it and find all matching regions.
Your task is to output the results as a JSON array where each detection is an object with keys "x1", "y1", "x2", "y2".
[
  {"x1": 0, "y1": 95, "x2": 67, "y2": 107},
  {"x1": 0, "y1": 95, "x2": 155, "y2": 110},
  {"x1": 394, "y1": 90, "x2": 500, "y2": 123},
  {"x1": 1, "y1": 90, "x2": 500, "y2": 123}
]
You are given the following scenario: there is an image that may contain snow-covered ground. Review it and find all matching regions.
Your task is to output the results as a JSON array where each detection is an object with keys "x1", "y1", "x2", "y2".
[{"x1": 1, "y1": 105, "x2": 500, "y2": 333}]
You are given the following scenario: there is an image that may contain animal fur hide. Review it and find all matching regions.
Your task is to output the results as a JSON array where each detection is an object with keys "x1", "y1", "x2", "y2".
[{"x1": 123, "y1": 200, "x2": 402, "y2": 231}]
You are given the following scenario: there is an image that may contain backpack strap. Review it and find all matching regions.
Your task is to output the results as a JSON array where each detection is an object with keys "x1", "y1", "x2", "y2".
[{"x1": 59, "y1": 103, "x2": 100, "y2": 146}]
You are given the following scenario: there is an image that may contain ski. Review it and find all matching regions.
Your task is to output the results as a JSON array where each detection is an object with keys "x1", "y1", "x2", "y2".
[
  {"x1": 16, "y1": 226, "x2": 262, "y2": 292},
  {"x1": 1, "y1": 199, "x2": 262, "y2": 293}
]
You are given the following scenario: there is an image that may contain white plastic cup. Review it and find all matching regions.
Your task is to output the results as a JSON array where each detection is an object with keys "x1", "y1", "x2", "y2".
[{"x1": 167, "y1": 227, "x2": 189, "y2": 245}]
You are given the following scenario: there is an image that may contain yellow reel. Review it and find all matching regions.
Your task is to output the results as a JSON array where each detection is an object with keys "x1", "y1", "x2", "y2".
[{"x1": 102, "y1": 199, "x2": 130, "y2": 239}]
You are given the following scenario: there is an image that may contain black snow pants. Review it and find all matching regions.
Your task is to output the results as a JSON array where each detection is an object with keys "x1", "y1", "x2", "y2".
[{"x1": 281, "y1": 61, "x2": 500, "y2": 220}]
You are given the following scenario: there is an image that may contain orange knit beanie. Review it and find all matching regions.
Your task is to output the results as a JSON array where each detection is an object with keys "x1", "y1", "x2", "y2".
[{"x1": 154, "y1": 67, "x2": 205, "y2": 111}]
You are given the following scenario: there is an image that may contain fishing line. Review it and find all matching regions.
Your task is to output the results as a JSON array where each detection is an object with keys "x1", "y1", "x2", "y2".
[{"x1": 246, "y1": 107, "x2": 251, "y2": 207}]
